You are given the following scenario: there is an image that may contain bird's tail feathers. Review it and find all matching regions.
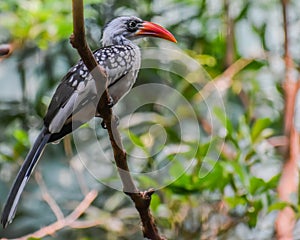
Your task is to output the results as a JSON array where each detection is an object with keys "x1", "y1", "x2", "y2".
[{"x1": 1, "y1": 127, "x2": 51, "y2": 228}]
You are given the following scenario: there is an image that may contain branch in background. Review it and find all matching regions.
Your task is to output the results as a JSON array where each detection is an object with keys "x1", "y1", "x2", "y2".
[
  {"x1": 224, "y1": 0, "x2": 235, "y2": 68},
  {"x1": 63, "y1": 135, "x2": 90, "y2": 196},
  {"x1": 17, "y1": 190, "x2": 98, "y2": 240},
  {"x1": 35, "y1": 172, "x2": 64, "y2": 221},
  {"x1": 195, "y1": 58, "x2": 253, "y2": 102},
  {"x1": 275, "y1": 0, "x2": 300, "y2": 239},
  {"x1": 0, "y1": 44, "x2": 11, "y2": 58},
  {"x1": 267, "y1": 136, "x2": 289, "y2": 148},
  {"x1": 0, "y1": 173, "x2": 99, "y2": 240},
  {"x1": 70, "y1": 157, "x2": 90, "y2": 196},
  {"x1": 70, "y1": 1, "x2": 164, "y2": 239}
]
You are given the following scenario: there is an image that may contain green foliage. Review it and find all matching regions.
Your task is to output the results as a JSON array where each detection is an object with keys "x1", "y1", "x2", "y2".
[
  {"x1": 0, "y1": 0, "x2": 100, "y2": 48},
  {"x1": 0, "y1": 0, "x2": 292, "y2": 239},
  {"x1": 0, "y1": 0, "x2": 71, "y2": 48}
]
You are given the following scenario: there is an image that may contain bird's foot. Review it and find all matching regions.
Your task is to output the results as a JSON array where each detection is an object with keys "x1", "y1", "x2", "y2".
[
  {"x1": 107, "y1": 96, "x2": 114, "y2": 108},
  {"x1": 101, "y1": 119, "x2": 107, "y2": 129}
]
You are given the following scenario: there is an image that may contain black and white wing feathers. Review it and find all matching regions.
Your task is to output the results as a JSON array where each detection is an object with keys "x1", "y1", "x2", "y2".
[{"x1": 44, "y1": 44, "x2": 140, "y2": 141}]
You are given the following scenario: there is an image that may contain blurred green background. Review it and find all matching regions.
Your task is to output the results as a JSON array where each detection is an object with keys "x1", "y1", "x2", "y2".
[{"x1": 0, "y1": 0, "x2": 299, "y2": 239}]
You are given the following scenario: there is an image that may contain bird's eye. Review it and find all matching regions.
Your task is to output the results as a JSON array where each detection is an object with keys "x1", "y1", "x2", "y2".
[{"x1": 127, "y1": 20, "x2": 138, "y2": 31}]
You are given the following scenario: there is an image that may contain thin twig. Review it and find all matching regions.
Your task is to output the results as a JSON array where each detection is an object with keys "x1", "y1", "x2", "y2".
[
  {"x1": 70, "y1": 1, "x2": 164, "y2": 239},
  {"x1": 70, "y1": 158, "x2": 90, "y2": 196},
  {"x1": 34, "y1": 172, "x2": 64, "y2": 221},
  {"x1": 195, "y1": 58, "x2": 253, "y2": 102},
  {"x1": 63, "y1": 135, "x2": 74, "y2": 158},
  {"x1": 18, "y1": 190, "x2": 98, "y2": 240},
  {"x1": 69, "y1": 219, "x2": 103, "y2": 229}
]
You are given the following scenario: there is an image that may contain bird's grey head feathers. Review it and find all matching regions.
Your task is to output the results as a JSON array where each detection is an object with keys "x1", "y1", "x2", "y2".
[{"x1": 101, "y1": 16, "x2": 144, "y2": 46}]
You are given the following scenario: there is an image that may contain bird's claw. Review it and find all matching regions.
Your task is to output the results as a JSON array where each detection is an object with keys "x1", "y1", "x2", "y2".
[
  {"x1": 107, "y1": 96, "x2": 114, "y2": 108},
  {"x1": 101, "y1": 120, "x2": 107, "y2": 129}
]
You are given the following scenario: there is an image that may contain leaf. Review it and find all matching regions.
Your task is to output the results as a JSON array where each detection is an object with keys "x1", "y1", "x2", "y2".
[
  {"x1": 127, "y1": 130, "x2": 145, "y2": 148},
  {"x1": 225, "y1": 196, "x2": 247, "y2": 208},
  {"x1": 150, "y1": 194, "x2": 161, "y2": 212},
  {"x1": 227, "y1": 161, "x2": 248, "y2": 188},
  {"x1": 249, "y1": 176, "x2": 266, "y2": 195},
  {"x1": 266, "y1": 174, "x2": 280, "y2": 189},
  {"x1": 137, "y1": 175, "x2": 160, "y2": 189},
  {"x1": 13, "y1": 129, "x2": 29, "y2": 146},
  {"x1": 200, "y1": 161, "x2": 229, "y2": 190},
  {"x1": 251, "y1": 118, "x2": 271, "y2": 143},
  {"x1": 213, "y1": 107, "x2": 233, "y2": 134},
  {"x1": 247, "y1": 200, "x2": 262, "y2": 227},
  {"x1": 169, "y1": 160, "x2": 185, "y2": 179},
  {"x1": 268, "y1": 202, "x2": 291, "y2": 212}
]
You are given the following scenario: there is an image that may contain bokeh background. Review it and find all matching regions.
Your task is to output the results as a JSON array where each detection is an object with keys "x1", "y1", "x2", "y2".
[{"x1": 0, "y1": 0, "x2": 300, "y2": 239}]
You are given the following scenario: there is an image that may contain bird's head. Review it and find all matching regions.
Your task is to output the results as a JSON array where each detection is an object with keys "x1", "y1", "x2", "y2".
[{"x1": 102, "y1": 16, "x2": 177, "y2": 46}]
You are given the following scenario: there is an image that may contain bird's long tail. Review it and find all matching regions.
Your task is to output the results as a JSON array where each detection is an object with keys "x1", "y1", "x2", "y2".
[{"x1": 1, "y1": 127, "x2": 51, "y2": 228}]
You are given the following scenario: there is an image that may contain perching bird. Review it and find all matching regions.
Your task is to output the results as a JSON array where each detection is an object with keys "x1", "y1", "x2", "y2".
[{"x1": 1, "y1": 16, "x2": 176, "y2": 228}]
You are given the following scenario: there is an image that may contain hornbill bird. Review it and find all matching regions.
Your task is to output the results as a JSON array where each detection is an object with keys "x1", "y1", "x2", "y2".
[{"x1": 1, "y1": 16, "x2": 176, "y2": 228}]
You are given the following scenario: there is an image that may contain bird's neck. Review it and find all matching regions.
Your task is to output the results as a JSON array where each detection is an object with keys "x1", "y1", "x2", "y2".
[{"x1": 102, "y1": 35, "x2": 132, "y2": 47}]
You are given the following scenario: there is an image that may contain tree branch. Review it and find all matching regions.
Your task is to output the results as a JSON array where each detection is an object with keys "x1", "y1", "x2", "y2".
[
  {"x1": 0, "y1": 44, "x2": 11, "y2": 57},
  {"x1": 70, "y1": 1, "x2": 164, "y2": 239},
  {"x1": 224, "y1": 0, "x2": 235, "y2": 68},
  {"x1": 275, "y1": 0, "x2": 300, "y2": 239},
  {"x1": 196, "y1": 58, "x2": 253, "y2": 101}
]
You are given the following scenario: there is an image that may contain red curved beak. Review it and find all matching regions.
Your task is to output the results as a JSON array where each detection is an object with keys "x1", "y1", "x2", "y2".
[{"x1": 136, "y1": 21, "x2": 177, "y2": 43}]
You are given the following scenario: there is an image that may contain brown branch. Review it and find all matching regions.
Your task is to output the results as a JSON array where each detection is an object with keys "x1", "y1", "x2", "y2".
[
  {"x1": 224, "y1": 0, "x2": 235, "y2": 68},
  {"x1": 63, "y1": 135, "x2": 74, "y2": 158},
  {"x1": 69, "y1": 219, "x2": 103, "y2": 229},
  {"x1": 267, "y1": 136, "x2": 288, "y2": 148},
  {"x1": 275, "y1": 0, "x2": 300, "y2": 239},
  {"x1": 70, "y1": 1, "x2": 164, "y2": 239},
  {"x1": 195, "y1": 58, "x2": 253, "y2": 102},
  {"x1": 0, "y1": 44, "x2": 10, "y2": 57}
]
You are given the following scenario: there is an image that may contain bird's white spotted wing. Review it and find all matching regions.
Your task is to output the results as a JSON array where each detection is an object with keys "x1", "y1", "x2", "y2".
[{"x1": 44, "y1": 43, "x2": 141, "y2": 134}]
